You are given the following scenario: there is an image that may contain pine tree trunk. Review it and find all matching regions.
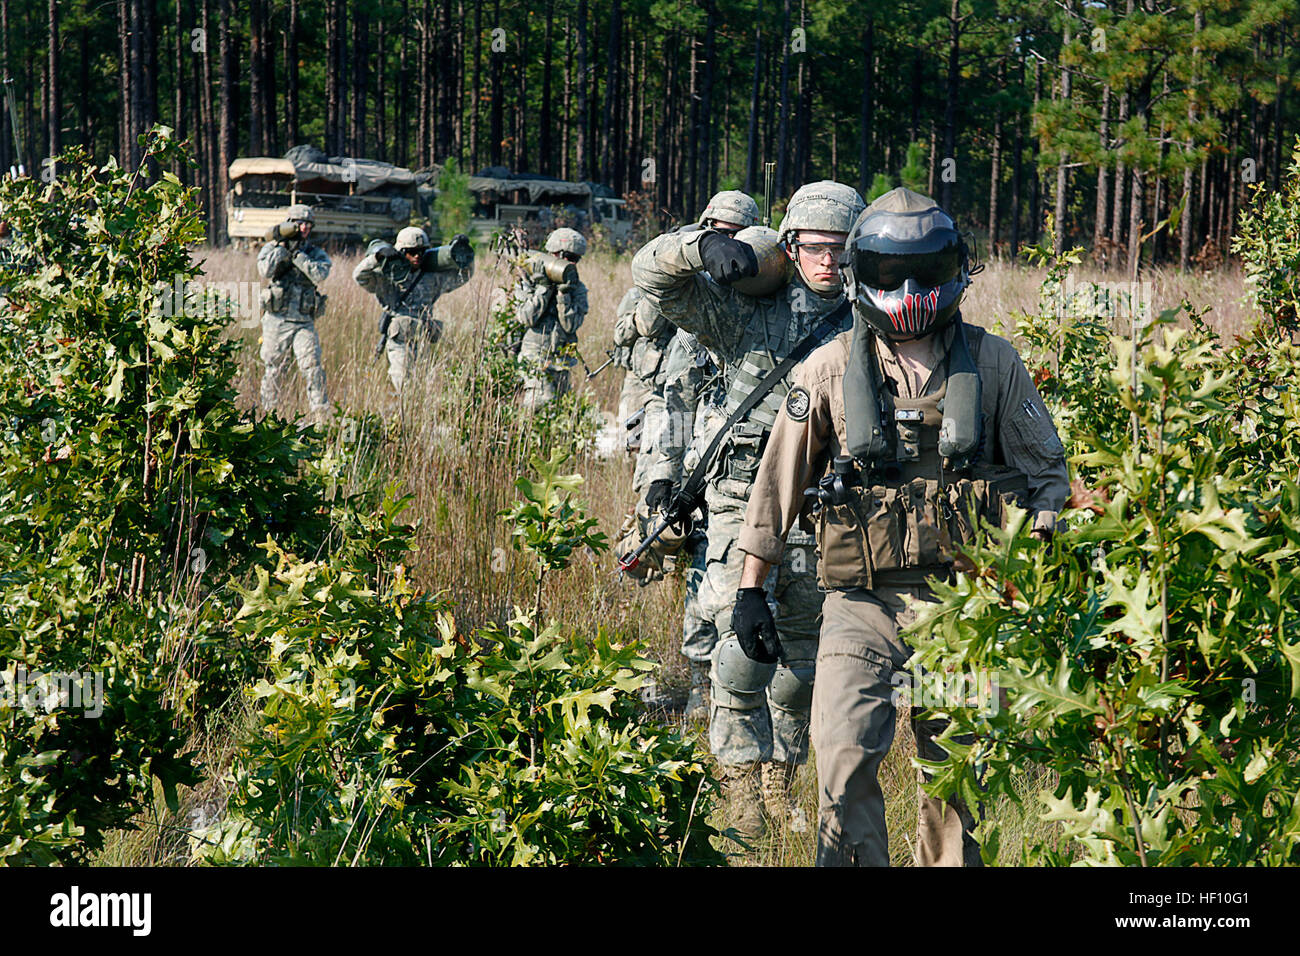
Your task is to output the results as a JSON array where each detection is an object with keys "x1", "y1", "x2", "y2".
[
  {"x1": 775, "y1": 0, "x2": 790, "y2": 196},
  {"x1": 540, "y1": 0, "x2": 553, "y2": 174},
  {"x1": 217, "y1": 0, "x2": 233, "y2": 244},
  {"x1": 744, "y1": 4, "x2": 761, "y2": 194},
  {"x1": 199, "y1": 0, "x2": 216, "y2": 241},
  {"x1": 490, "y1": 0, "x2": 502, "y2": 167},
  {"x1": 1095, "y1": 85, "x2": 1110, "y2": 267},
  {"x1": 601, "y1": 0, "x2": 621, "y2": 184},
  {"x1": 47, "y1": 0, "x2": 58, "y2": 161},
  {"x1": 940, "y1": 0, "x2": 960, "y2": 211},
  {"x1": 575, "y1": 0, "x2": 588, "y2": 181},
  {"x1": 858, "y1": 16, "x2": 872, "y2": 196},
  {"x1": 989, "y1": 65, "x2": 1002, "y2": 253},
  {"x1": 351, "y1": 7, "x2": 367, "y2": 156},
  {"x1": 286, "y1": 0, "x2": 298, "y2": 147},
  {"x1": 1053, "y1": 14, "x2": 1071, "y2": 255},
  {"x1": 119, "y1": 0, "x2": 130, "y2": 164},
  {"x1": 1009, "y1": 56, "x2": 1024, "y2": 257}
]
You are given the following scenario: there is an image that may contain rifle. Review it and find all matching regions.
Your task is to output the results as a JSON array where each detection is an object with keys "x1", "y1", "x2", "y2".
[
  {"x1": 585, "y1": 349, "x2": 617, "y2": 380},
  {"x1": 619, "y1": 299, "x2": 852, "y2": 573}
]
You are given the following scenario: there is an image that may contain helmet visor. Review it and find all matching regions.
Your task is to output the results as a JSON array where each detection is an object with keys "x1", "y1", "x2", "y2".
[{"x1": 849, "y1": 243, "x2": 962, "y2": 291}]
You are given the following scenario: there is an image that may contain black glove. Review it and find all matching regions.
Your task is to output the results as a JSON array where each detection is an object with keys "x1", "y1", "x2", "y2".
[
  {"x1": 732, "y1": 588, "x2": 781, "y2": 664},
  {"x1": 449, "y1": 233, "x2": 473, "y2": 268},
  {"x1": 697, "y1": 230, "x2": 759, "y2": 285},
  {"x1": 646, "y1": 479, "x2": 675, "y2": 514}
]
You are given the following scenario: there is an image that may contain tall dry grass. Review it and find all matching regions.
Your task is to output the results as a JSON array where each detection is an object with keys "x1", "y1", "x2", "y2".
[{"x1": 177, "y1": 244, "x2": 1248, "y2": 866}]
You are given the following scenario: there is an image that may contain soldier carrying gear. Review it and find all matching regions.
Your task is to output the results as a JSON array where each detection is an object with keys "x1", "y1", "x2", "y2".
[
  {"x1": 516, "y1": 228, "x2": 590, "y2": 409},
  {"x1": 631, "y1": 180, "x2": 865, "y2": 840},
  {"x1": 733, "y1": 187, "x2": 1069, "y2": 867},
  {"x1": 353, "y1": 226, "x2": 474, "y2": 394},
  {"x1": 256, "y1": 202, "x2": 332, "y2": 416}
]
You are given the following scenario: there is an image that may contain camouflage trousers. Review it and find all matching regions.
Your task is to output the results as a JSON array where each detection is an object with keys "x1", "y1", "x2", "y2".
[
  {"x1": 680, "y1": 529, "x2": 717, "y2": 665},
  {"x1": 520, "y1": 364, "x2": 571, "y2": 410},
  {"x1": 703, "y1": 503, "x2": 822, "y2": 767},
  {"x1": 630, "y1": 393, "x2": 665, "y2": 499},
  {"x1": 616, "y1": 371, "x2": 652, "y2": 448},
  {"x1": 813, "y1": 585, "x2": 983, "y2": 867},
  {"x1": 385, "y1": 314, "x2": 444, "y2": 393},
  {"x1": 260, "y1": 313, "x2": 328, "y2": 412}
]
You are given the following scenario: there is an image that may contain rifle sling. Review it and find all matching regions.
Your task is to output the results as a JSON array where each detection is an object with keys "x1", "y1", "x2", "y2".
[{"x1": 673, "y1": 299, "x2": 851, "y2": 515}]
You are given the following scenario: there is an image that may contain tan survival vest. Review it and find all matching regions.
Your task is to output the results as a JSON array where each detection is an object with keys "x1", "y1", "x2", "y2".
[{"x1": 815, "y1": 379, "x2": 1028, "y2": 590}]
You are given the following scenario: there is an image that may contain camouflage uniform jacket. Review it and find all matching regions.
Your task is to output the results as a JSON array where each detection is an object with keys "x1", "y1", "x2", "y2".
[
  {"x1": 515, "y1": 268, "x2": 590, "y2": 371},
  {"x1": 650, "y1": 329, "x2": 726, "y2": 486},
  {"x1": 631, "y1": 228, "x2": 852, "y2": 512},
  {"x1": 352, "y1": 252, "x2": 473, "y2": 325},
  {"x1": 257, "y1": 240, "x2": 332, "y2": 321}
]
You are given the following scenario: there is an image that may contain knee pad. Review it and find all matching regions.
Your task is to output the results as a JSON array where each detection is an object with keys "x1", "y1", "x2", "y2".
[
  {"x1": 768, "y1": 657, "x2": 815, "y2": 715},
  {"x1": 711, "y1": 637, "x2": 775, "y2": 711}
]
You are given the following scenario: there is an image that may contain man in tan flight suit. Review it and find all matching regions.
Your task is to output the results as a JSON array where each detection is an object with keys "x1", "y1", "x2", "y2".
[{"x1": 733, "y1": 188, "x2": 1069, "y2": 866}]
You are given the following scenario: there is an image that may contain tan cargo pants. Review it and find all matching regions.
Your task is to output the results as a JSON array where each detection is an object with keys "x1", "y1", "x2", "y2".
[{"x1": 813, "y1": 585, "x2": 983, "y2": 867}]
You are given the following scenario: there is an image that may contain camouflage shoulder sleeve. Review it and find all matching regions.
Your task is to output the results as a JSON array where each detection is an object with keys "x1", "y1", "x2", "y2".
[
  {"x1": 352, "y1": 253, "x2": 387, "y2": 293},
  {"x1": 257, "y1": 242, "x2": 289, "y2": 279},
  {"x1": 557, "y1": 280, "x2": 588, "y2": 334},
  {"x1": 984, "y1": 333, "x2": 1070, "y2": 521},
  {"x1": 293, "y1": 245, "x2": 332, "y2": 284},
  {"x1": 631, "y1": 231, "x2": 744, "y2": 355},
  {"x1": 649, "y1": 336, "x2": 704, "y2": 484}
]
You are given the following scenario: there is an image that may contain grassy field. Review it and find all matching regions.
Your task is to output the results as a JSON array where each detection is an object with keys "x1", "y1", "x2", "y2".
[{"x1": 107, "y1": 243, "x2": 1248, "y2": 867}]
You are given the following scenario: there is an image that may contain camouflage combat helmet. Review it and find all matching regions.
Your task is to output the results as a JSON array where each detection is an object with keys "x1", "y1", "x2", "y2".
[
  {"x1": 544, "y1": 227, "x2": 587, "y2": 258},
  {"x1": 699, "y1": 190, "x2": 761, "y2": 230},
  {"x1": 840, "y1": 187, "x2": 970, "y2": 340},
  {"x1": 395, "y1": 226, "x2": 431, "y2": 251},
  {"x1": 777, "y1": 181, "x2": 865, "y2": 244},
  {"x1": 286, "y1": 203, "x2": 315, "y2": 223}
]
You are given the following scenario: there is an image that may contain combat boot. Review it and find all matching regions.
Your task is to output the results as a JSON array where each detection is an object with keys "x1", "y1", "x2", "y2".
[
  {"x1": 760, "y1": 760, "x2": 798, "y2": 827},
  {"x1": 683, "y1": 660, "x2": 710, "y2": 722},
  {"x1": 720, "y1": 762, "x2": 765, "y2": 841}
]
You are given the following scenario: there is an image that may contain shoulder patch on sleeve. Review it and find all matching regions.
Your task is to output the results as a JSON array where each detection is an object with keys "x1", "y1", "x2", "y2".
[{"x1": 785, "y1": 385, "x2": 811, "y2": 422}]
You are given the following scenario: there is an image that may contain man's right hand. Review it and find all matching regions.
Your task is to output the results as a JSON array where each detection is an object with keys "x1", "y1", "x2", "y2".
[
  {"x1": 645, "y1": 479, "x2": 675, "y2": 514},
  {"x1": 732, "y1": 588, "x2": 781, "y2": 663},
  {"x1": 697, "y1": 230, "x2": 759, "y2": 285}
]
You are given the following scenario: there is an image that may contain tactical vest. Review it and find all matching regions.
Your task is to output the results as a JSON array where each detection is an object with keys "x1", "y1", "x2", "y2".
[
  {"x1": 715, "y1": 299, "x2": 849, "y2": 503},
  {"x1": 816, "y1": 369, "x2": 1028, "y2": 590},
  {"x1": 264, "y1": 245, "x2": 323, "y2": 318}
]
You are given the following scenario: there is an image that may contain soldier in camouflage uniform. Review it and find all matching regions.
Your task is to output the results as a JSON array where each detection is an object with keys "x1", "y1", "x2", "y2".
[
  {"x1": 353, "y1": 226, "x2": 474, "y2": 393},
  {"x1": 257, "y1": 204, "x2": 332, "y2": 415},
  {"x1": 648, "y1": 328, "x2": 727, "y2": 721},
  {"x1": 517, "y1": 228, "x2": 590, "y2": 408},
  {"x1": 629, "y1": 192, "x2": 760, "y2": 496},
  {"x1": 735, "y1": 188, "x2": 1069, "y2": 865},
  {"x1": 632, "y1": 181, "x2": 866, "y2": 837},
  {"x1": 612, "y1": 288, "x2": 652, "y2": 456}
]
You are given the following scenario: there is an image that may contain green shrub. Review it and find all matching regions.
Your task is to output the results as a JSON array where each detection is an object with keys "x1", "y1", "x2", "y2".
[
  {"x1": 200, "y1": 457, "x2": 722, "y2": 866},
  {"x1": 908, "y1": 316, "x2": 1300, "y2": 865},
  {"x1": 0, "y1": 129, "x2": 349, "y2": 862}
]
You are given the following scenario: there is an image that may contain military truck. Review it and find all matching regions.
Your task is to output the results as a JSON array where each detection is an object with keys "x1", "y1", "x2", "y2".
[
  {"x1": 226, "y1": 145, "x2": 424, "y2": 247},
  {"x1": 462, "y1": 169, "x2": 632, "y2": 248}
]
